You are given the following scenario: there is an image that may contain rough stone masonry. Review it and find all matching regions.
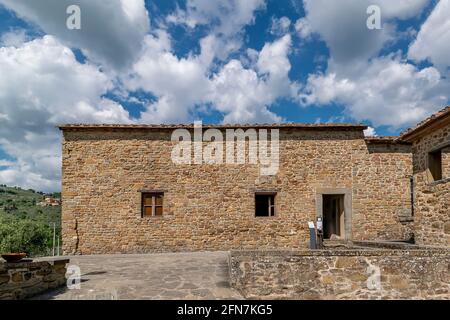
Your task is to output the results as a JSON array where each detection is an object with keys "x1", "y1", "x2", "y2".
[
  {"x1": 400, "y1": 106, "x2": 450, "y2": 247},
  {"x1": 59, "y1": 123, "x2": 415, "y2": 254},
  {"x1": 0, "y1": 258, "x2": 68, "y2": 300},
  {"x1": 229, "y1": 249, "x2": 449, "y2": 300}
]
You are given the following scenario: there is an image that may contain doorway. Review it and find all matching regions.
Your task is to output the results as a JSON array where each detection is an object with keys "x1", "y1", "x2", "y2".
[{"x1": 322, "y1": 195, "x2": 345, "y2": 239}]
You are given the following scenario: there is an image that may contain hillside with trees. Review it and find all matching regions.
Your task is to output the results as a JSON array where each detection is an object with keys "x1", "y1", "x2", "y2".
[{"x1": 0, "y1": 185, "x2": 61, "y2": 257}]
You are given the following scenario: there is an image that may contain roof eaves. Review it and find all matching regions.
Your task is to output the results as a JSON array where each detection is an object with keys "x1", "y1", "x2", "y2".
[
  {"x1": 399, "y1": 106, "x2": 450, "y2": 142},
  {"x1": 58, "y1": 123, "x2": 368, "y2": 130}
]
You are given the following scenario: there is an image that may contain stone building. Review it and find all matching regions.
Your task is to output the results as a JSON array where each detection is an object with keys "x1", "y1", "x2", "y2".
[
  {"x1": 59, "y1": 123, "x2": 416, "y2": 254},
  {"x1": 399, "y1": 106, "x2": 450, "y2": 247}
]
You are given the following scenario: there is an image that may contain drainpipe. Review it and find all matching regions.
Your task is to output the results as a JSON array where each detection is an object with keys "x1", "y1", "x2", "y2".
[{"x1": 409, "y1": 175, "x2": 414, "y2": 217}]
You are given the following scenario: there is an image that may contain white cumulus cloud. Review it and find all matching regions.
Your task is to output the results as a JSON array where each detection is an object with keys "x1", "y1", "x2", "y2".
[
  {"x1": 0, "y1": 29, "x2": 29, "y2": 47},
  {"x1": 301, "y1": 55, "x2": 449, "y2": 128},
  {"x1": 125, "y1": 32, "x2": 295, "y2": 124},
  {"x1": 124, "y1": 31, "x2": 211, "y2": 123},
  {"x1": 270, "y1": 16, "x2": 291, "y2": 35},
  {"x1": 297, "y1": 0, "x2": 449, "y2": 129},
  {"x1": 364, "y1": 127, "x2": 377, "y2": 137},
  {"x1": 0, "y1": 36, "x2": 132, "y2": 191},
  {"x1": 166, "y1": 0, "x2": 266, "y2": 60},
  {"x1": 301, "y1": 0, "x2": 430, "y2": 64},
  {"x1": 0, "y1": 0, "x2": 150, "y2": 70},
  {"x1": 408, "y1": 0, "x2": 450, "y2": 75}
]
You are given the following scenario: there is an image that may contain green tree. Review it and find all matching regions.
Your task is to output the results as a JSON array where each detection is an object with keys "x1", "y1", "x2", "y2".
[{"x1": 0, "y1": 217, "x2": 53, "y2": 256}]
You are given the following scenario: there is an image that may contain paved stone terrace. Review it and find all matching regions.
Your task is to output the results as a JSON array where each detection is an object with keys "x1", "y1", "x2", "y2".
[{"x1": 33, "y1": 251, "x2": 242, "y2": 300}]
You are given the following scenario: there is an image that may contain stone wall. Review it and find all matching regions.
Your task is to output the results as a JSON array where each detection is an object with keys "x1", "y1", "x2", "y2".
[
  {"x1": 229, "y1": 249, "x2": 450, "y2": 299},
  {"x1": 443, "y1": 147, "x2": 450, "y2": 178},
  {"x1": 61, "y1": 127, "x2": 413, "y2": 254},
  {"x1": 411, "y1": 124, "x2": 450, "y2": 246},
  {"x1": 353, "y1": 142, "x2": 413, "y2": 240},
  {"x1": 0, "y1": 258, "x2": 68, "y2": 300}
]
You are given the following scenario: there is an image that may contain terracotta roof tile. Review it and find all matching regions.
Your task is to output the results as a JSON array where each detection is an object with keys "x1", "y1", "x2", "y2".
[
  {"x1": 58, "y1": 123, "x2": 368, "y2": 130},
  {"x1": 399, "y1": 106, "x2": 450, "y2": 141}
]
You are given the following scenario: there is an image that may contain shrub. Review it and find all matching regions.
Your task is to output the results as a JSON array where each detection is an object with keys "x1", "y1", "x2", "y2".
[{"x1": 0, "y1": 216, "x2": 53, "y2": 256}]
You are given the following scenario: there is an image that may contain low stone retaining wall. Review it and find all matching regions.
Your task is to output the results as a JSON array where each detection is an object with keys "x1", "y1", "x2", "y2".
[
  {"x1": 0, "y1": 258, "x2": 69, "y2": 300},
  {"x1": 229, "y1": 249, "x2": 450, "y2": 300}
]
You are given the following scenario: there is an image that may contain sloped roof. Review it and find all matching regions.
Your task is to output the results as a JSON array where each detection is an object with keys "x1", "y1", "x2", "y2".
[{"x1": 399, "y1": 106, "x2": 450, "y2": 142}]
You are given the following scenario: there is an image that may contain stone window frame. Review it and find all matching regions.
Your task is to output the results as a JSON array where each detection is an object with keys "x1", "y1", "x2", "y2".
[
  {"x1": 426, "y1": 141, "x2": 450, "y2": 184},
  {"x1": 254, "y1": 191, "x2": 278, "y2": 218},
  {"x1": 315, "y1": 188, "x2": 352, "y2": 240},
  {"x1": 139, "y1": 190, "x2": 165, "y2": 218}
]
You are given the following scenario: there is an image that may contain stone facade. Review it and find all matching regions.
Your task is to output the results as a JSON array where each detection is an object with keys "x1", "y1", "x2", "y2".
[
  {"x1": 0, "y1": 258, "x2": 68, "y2": 300},
  {"x1": 60, "y1": 125, "x2": 413, "y2": 254},
  {"x1": 409, "y1": 124, "x2": 450, "y2": 246},
  {"x1": 352, "y1": 141, "x2": 413, "y2": 240},
  {"x1": 229, "y1": 249, "x2": 450, "y2": 299}
]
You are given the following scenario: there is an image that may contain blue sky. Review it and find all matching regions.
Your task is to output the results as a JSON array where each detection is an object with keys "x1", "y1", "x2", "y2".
[{"x1": 0, "y1": 0, "x2": 449, "y2": 191}]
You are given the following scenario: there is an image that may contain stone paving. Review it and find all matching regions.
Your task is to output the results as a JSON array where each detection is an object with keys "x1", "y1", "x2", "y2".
[{"x1": 33, "y1": 251, "x2": 243, "y2": 300}]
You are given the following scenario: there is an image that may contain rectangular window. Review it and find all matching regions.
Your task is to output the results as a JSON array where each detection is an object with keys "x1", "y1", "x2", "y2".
[
  {"x1": 428, "y1": 150, "x2": 443, "y2": 181},
  {"x1": 255, "y1": 193, "x2": 276, "y2": 217},
  {"x1": 142, "y1": 193, "x2": 164, "y2": 217}
]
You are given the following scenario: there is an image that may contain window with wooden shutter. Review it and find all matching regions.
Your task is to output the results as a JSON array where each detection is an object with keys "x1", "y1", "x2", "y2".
[{"x1": 141, "y1": 193, "x2": 164, "y2": 217}]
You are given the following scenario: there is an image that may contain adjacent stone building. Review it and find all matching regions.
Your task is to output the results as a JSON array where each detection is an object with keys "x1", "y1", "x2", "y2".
[
  {"x1": 60, "y1": 123, "x2": 415, "y2": 254},
  {"x1": 399, "y1": 106, "x2": 450, "y2": 247}
]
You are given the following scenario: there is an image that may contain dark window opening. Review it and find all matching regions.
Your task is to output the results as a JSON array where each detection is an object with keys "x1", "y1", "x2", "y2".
[
  {"x1": 255, "y1": 193, "x2": 276, "y2": 217},
  {"x1": 142, "y1": 193, "x2": 164, "y2": 217},
  {"x1": 428, "y1": 150, "x2": 442, "y2": 181}
]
